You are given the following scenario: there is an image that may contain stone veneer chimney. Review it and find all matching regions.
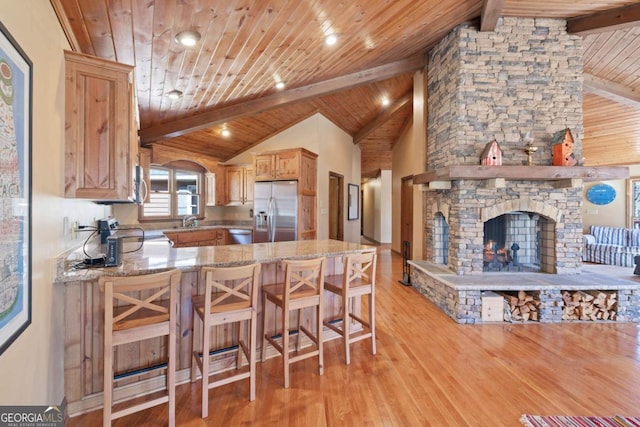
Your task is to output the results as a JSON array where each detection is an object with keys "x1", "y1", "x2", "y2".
[{"x1": 424, "y1": 18, "x2": 585, "y2": 275}]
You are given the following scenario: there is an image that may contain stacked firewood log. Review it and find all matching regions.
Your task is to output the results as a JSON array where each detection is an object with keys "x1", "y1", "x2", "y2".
[
  {"x1": 561, "y1": 290, "x2": 617, "y2": 321},
  {"x1": 500, "y1": 290, "x2": 541, "y2": 322}
]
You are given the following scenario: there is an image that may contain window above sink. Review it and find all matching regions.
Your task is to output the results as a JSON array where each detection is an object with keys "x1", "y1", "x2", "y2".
[{"x1": 140, "y1": 161, "x2": 204, "y2": 222}]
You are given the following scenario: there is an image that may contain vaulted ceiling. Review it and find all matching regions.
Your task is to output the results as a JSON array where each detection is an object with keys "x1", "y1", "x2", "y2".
[{"x1": 51, "y1": 0, "x2": 640, "y2": 178}]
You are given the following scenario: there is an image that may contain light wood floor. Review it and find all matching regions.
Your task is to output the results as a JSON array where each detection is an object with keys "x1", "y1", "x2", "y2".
[{"x1": 68, "y1": 246, "x2": 640, "y2": 426}]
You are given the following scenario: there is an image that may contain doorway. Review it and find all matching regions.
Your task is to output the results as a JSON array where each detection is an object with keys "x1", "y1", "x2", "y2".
[
  {"x1": 401, "y1": 175, "x2": 413, "y2": 258},
  {"x1": 329, "y1": 172, "x2": 344, "y2": 240}
]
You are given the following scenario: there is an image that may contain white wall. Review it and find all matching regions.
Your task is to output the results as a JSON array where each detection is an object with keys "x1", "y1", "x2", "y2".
[
  {"x1": 380, "y1": 170, "x2": 392, "y2": 243},
  {"x1": 391, "y1": 70, "x2": 426, "y2": 257},
  {"x1": 0, "y1": 0, "x2": 110, "y2": 405},
  {"x1": 361, "y1": 171, "x2": 391, "y2": 244},
  {"x1": 317, "y1": 114, "x2": 362, "y2": 243},
  {"x1": 362, "y1": 180, "x2": 376, "y2": 239},
  {"x1": 581, "y1": 165, "x2": 640, "y2": 232},
  {"x1": 227, "y1": 113, "x2": 361, "y2": 242}
]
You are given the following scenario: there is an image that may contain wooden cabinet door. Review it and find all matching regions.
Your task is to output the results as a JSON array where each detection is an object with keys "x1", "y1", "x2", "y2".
[
  {"x1": 64, "y1": 51, "x2": 136, "y2": 201},
  {"x1": 226, "y1": 166, "x2": 244, "y2": 205},
  {"x1": 275, "y1": 151, "x2": 300, "y2": 179},
  {"x1": 299, "y1": 152, "x2": 317, "y2": 195},
  {"x1": 215, "y1": 229, "x2": 228, "y2": 246},
  {"x1": 244, "y1": 166, "x2": 255, "y2": 204},
  {"x1": 205, "y1": 173, "x2": 216, "y2": 206},
  {"x1": 299, "y1": 194, "x2": 316, "y2": 240},
  {"x1": 226, "y1": 165, "x2": 253, "y2": 205},
  {"x1": 210, "y1": 163, "x2": 227, "y2": 206},
  {"x1": 254, "y1": 155, "x2": 275, "y2": 181}
]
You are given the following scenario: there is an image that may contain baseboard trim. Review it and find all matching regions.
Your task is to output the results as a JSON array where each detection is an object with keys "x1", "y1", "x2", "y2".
[
  {"x1": 361, "y1": 235, "x2": 381, "y2": 244},
  {"x1": 59, "y1": 396, "x2": 68, "y2": 424}
]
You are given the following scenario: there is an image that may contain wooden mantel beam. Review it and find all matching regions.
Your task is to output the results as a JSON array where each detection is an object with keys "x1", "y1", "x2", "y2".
[
  {"x1": 354, "y1": 92, "x2": 413, "y2": 144},
  {"x1": 583, "y1": 73, "x2": 640, "y2": 108},
  {"x1": 480, "y1": 0, "x2": 506, "y2": 32},
  {"x1": 413, "y1": 165, "x2": 629, "y2": 184},
  {"x1": 567, "y1": 3, "x2": 640, "y2": 35},
  {"x1": 139, "y1": 55, "x2": 427, "y2": 143}
]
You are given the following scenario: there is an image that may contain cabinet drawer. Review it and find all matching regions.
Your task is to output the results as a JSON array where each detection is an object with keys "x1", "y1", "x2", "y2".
[
  {"x1": 164, "y1": 229, "x2": 221, "y2": 247},
  {"x1": 481, "y1": 291, "x2": 504, "y2": 322}
]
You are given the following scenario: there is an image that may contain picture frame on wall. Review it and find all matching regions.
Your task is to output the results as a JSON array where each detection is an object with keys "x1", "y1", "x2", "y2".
[
  {"x1": 0, "y1": 21, "x2": 32, "y2": 356},
  {"x1": 348, "y1": 183, "x2": 359, "y2": 220}
]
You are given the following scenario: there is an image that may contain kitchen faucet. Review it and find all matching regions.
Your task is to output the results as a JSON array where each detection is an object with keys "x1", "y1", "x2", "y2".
[{"x1": 183, "y1": 215, "x2": 198, "y2": 228}]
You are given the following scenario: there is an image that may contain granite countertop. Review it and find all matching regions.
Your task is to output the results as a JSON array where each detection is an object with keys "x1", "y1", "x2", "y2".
[
  {"x1": 115, "y1": 223, "x2": 253, "y2": 240},
  {"x1": 56, "y1": 239, "x2": 375, "y2": 283}
]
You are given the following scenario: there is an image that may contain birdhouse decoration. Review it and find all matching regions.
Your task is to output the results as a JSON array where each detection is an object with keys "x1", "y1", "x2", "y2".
[
  {"x1": 552, "y1": 128, "x2": 578, "y2": 166},
  {"x1": 480, "y1": 139, "x2": 503, "y2": 165}
]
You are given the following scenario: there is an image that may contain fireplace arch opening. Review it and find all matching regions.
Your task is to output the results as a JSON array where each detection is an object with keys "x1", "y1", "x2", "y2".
[
  {"x1": 434, "y1": 212, "x2": 449, "y2": 265},
  {"x1": 482, "y1": 211, "x2": 556, "y2": 273}
]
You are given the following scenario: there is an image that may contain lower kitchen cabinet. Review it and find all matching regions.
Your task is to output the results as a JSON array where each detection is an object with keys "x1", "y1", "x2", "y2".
[{"x1": 163, "y1": 228, "x2": 228, "y2": 248}]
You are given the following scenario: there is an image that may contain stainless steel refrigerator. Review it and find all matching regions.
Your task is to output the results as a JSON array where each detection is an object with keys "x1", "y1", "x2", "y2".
[{"x1": 253, "y1": 180, "x2": 298, "y2": 242}]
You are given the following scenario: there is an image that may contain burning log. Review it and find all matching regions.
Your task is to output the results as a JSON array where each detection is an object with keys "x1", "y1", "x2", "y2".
[{"x1": 561, "y1": 290, "x2": 617, "y2": 321}]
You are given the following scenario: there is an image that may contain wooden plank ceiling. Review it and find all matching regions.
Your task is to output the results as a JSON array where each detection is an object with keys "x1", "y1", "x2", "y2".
[{"x1": 51, "y1": 0, "x2": 640, "y2": 178}]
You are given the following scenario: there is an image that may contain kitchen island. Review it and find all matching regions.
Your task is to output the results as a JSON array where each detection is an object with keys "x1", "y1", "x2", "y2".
[{"x1": 56, "y1": 239, "x2": 375, "y2": 415}]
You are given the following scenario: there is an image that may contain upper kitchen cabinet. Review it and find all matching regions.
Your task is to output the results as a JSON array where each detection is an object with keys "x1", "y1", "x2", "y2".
[
  {"x1": 64, "y1": 51, "x2": 138, "y2": 202},
  {"x1": 254, "y1": 148, "x2": 318, "y2": 240},
  {"x1": 254, "y1": 148, "x2": 316, "y2": 181},
  {"x1": 204, "y1": 166, "x2": 228, "y2": 206},
  {"x1": 226, "y1": 165, "x2": 254, "y2": 205}
]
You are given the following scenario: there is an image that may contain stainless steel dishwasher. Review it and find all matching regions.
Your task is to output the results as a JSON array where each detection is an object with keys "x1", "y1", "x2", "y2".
[{"x1": 228, "y1": 228, "x2": 253, "y2": 244}]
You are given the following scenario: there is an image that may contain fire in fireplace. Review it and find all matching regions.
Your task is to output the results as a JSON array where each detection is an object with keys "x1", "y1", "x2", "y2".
[{"x1": 483, "y1": 212, "x2": 541, "y2": 272}]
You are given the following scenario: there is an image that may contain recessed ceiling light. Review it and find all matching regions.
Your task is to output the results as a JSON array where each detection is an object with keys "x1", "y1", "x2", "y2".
[
  {"x1": 325, "y1": 34, "x2": 338, "y2": 46},
  {"x1": 275, "y1": 81, "x2": 286, "y2": 90},
  {"x1": 175, "y1": 30, "x2": 201, "y2": 47},
  {"x1": 381, "y1": 97, "x2": 391, "y2": 107},
  {"x1": 221, "y1": 128, "x2": 231, "y2": 138},
  {"x1": 167, "y1": 89, "x2": 183, "y2": 99}
]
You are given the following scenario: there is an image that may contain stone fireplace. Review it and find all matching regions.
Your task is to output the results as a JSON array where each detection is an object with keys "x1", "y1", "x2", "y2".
[
  {"x1": 422, "y1": 18, "x2": 585, "y2": 276},
  {"x1": 410, "y1": 18, "x2": 636, "y2": 323}
]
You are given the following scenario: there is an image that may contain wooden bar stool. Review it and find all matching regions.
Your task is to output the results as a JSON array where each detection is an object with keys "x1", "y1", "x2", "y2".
[
  {"x1": 261, "y1": 257, "x2": 326, "y2": 388},
  {"x1": 100, "y1": 269, "x2": 182, "y2": 427},
  {"x1": 191, "y1": 263, "x2": 261, "y2": 418},
  {"x1": 324, "y1": 251, "x2": 377, "y2": 365}
]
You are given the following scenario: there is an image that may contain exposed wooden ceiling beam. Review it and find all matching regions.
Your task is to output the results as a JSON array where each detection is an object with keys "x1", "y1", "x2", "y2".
[
  {"x1": 140, "y1": 54, "x2": 426, "y2": 143},
  {"x1": 583, "y1": 73, "x2": 640, "y2": 108},
  {"x1": 480, "y1": 0, "x2": 506, "y2": 32},
  {"x1": 354, "y1": 92, "x2": 413, "y2": 143},
  {"x1": 567, "y1": 3, "x2": 640, "y2": 35}
]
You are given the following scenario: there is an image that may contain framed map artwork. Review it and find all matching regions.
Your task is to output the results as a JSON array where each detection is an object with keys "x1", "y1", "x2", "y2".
[
  {"x1": 0, "y1": 22, "x2": 32, "y2": 355},
  {"x1": 348, "y1": 184, "x2": 359, "y2": 221}
]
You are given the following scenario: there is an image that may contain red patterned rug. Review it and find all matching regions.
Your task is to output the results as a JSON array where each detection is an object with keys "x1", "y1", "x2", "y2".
[{"x1": 520, "y1": 415, "x2": 640, "y2": 426}]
